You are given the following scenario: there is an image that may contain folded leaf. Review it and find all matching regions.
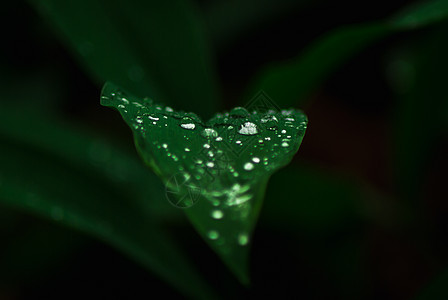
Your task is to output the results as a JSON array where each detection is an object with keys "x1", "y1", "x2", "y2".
[{"x1": 101, "y1": 82, "x2": 308, "y2": 283}]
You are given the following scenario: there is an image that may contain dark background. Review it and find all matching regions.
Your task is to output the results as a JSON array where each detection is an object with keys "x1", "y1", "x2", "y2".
[{"x1": 1, "y1": 0, "x2": 447, "y2": 299}]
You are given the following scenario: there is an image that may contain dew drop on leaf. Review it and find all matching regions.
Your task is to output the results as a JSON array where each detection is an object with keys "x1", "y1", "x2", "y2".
[
  {"x1": 208, "y1": 230, "x2": 219, "y2": 240},
  {"x1": 244, "y1": 162, "x2": 254, "y2": 171},
  {"x1": 211, "y1": 210, "x2": 224, "y2": 219},
  {"x1": 238, "y1": 122, "x2": 258, "y2": 135}
]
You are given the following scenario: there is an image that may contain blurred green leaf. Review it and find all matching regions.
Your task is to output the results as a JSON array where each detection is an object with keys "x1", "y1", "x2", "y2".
[
  {"x1": 415, "y1": 266, "x2": 448, "y2": 299},
  {"x1": 29, "y1": 0, "x2": 220, "y2": 117},
  {"x1": 101, "y1": 82, "x2": 307, "y2": 284},
  {"x1": 0, "y1": 108, "x2": 215, "y2": 300},
  {"x1": 245, "y1": 0, "x2": 448, "y2": 107},
  {"x1": 204, "y1": 0, "x2": 312, "y2": 49},
  {"x1": 393, "y1": 22, "x2": 448, "y2": 205}
]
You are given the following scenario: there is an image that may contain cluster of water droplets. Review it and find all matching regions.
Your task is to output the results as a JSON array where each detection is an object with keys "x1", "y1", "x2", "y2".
[{"x1": 102, "y1": 85, "x2": 308, "y2": 251}]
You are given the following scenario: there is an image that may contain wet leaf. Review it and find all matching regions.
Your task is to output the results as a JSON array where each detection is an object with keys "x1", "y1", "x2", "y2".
[{"x1": 101, "y1": 82, "x2": 308, "y2": 283}]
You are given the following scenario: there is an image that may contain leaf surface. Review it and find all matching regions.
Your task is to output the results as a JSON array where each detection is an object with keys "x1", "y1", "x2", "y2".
[{"x1": 101, "y1": 82, "x2": 308, "y2": 283}]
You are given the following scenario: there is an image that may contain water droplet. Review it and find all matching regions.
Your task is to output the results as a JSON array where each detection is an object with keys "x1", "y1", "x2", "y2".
[
  {"x1": 281, "y1": 142, "x2": 289, "y2": 147},
  {"x1": 117, "y1": 104, "x2": 125, "y2": 109},
  {"x1": 252, "y1": 157, "x2": 260, "y2": 163},
  {"x1": 238, "y1": 233, "x2": 249, "y2": 246},
  {"x1": 202, "y1": 128, "x2": 218, "y2": 138},
  {"x1": 184, "y1": 148, "x2": 190, "y2": 152},
  {"x1": 181, "y1": 123, "x2": 195, "y2": 130},
  {"x1": 162, "y1": 143, "x2": 168, "y2": 149},
  {"x1": 208, "y1": 230, "x2": 219, "y2": 240},
  {"x1": 281, "y1": 129, "x2": 287, "y2": 134},
  {"x1": 206, "y1": 162, "x2": 215, "y2": 168},
  {"x1": 148, "y1": 115, "x2": 159, "y2": 121},
  {"x1": 244, "y1": 162, "x2": 254, "y2": 171},
  {"x1": 236, "y1": 140, "x2": 242, "y2": 145},
  {"x1": 203, "y1": 144, "x2": 210, "y2": 149},
  {"x1": 215, "y1": 136, "x2": 223, "y2": 142},
  {"x1": 238, "y1": 122, "x2": 258, "y2": 135},
  {"x1": 230, "y1": 107, "x2": 250, "y2": 118},
  {"x1": 211, "y1": 210, "x2": 224, "y2": 219},
  {"x1": 136, "y1": 116, "x2": 143, "y2": 124},
  {"x1": 166, "y1": 106, "x2": 174, "y2": 112}
]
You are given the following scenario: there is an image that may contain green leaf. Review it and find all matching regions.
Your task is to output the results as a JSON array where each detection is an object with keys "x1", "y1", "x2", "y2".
[
  {"x1": 0, "y1": 107, "x2": 215, "y2": 300},
  {"x1": 101, "y1": 82, "x2": 308, "y2": 284},
  {"x1": 392, "y1": 22, "x2": 448, "y2": 207},
  {"x1": 245, "y1": 0, "x2": 448, "y2": 107},
  {"x1": 205, "y1": 0, "x2": 313, "y2": 49},
  {"x1": 29, "y1": 0, "x2": 220, "y2": 117}
]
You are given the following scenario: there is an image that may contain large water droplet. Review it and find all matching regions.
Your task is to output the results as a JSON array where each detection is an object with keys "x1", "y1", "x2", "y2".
[
  {"x1": 179, "y1": 117, "x2": 196, "y2": 130},
  {"x1": 238, "y1": 122, "x2": 258, "y2": 135},
  {"x1": 244, "y1": 162, "x2": 254, "y2": 171},
  {"x1": 181, "y1": 123, "x2": 195, "y2": 130}
]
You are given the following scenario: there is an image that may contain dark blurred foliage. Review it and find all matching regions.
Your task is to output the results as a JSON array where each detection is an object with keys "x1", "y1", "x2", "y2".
[{"x1": 0, "y1": 0, "x2": 447, "y2": 299}]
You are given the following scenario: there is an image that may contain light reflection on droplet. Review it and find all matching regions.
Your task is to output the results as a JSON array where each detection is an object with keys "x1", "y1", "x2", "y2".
[
  {"x1": 238, "y1": 122, "x2": 258, "y2": 135},
  {"x1": 211, "y1": 210, "x2": 224, "y2": 219},
  {"x1": 244, "y1": 162, "x2": 254, "y2": 171},
  {"x1": 181, "y1": 123, "x2": 195, "y2": 130},
  {"x1": 208, "y1": 230, "x2": 219, "y2": 240}
]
